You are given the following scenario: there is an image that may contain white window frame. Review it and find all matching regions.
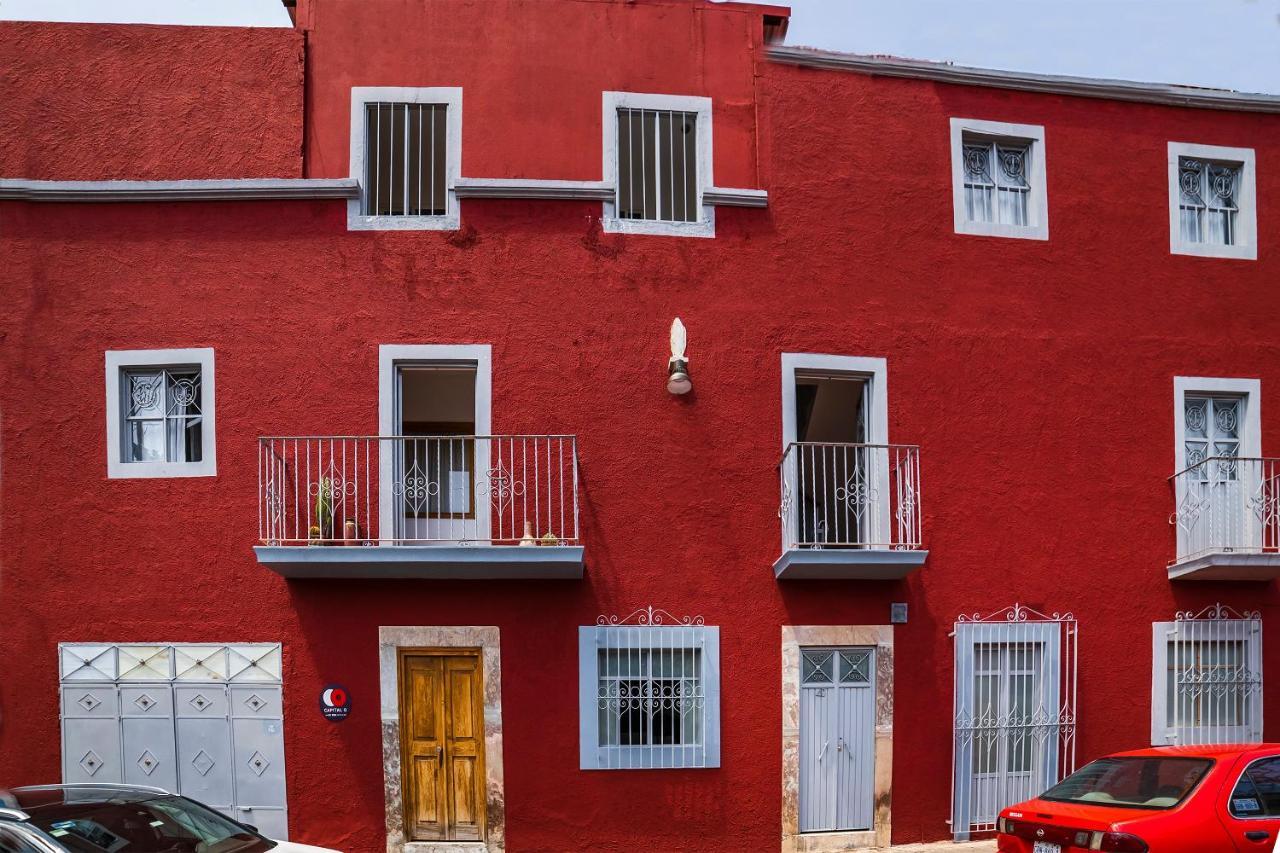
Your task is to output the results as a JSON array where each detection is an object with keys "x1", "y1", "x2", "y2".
[
  {"x1": 105, "y1": 348, "x2": 216, "y2": 479},
  {"x1": 578, "y1": 624, "x2": 721, "y2": 769},
  {"x1": 1168, "y1": 141, "x2": 1257, "y2": 260},
  {"x1": 1173, "y1": 377, "x2": 1261, "y2": 473},
  {"x1": 780, "y1": 354, "x2": 889, "y2": 550},
  {"x1": 949, "y1": 117, "x2": 1048, "y2": 241},
  {"x1": 602, "y1": 91, "x2": 714, "y2": 238},
  {"x1": 348, "y1": 86, "x2": 462, "y2": 232},
  {"x1": 1150, "y1": 620, "x2": 1263, "y2": 745}
]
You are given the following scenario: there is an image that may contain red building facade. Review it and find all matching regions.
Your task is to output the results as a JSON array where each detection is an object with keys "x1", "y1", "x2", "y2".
[{"x1": 3, "y1": 1, "x2": 1280, "y2": 850}]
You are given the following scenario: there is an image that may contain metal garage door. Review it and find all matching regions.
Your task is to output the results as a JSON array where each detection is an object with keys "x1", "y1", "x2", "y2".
[{"x1": 59, "y1": 643, "x2": 289, "y2": 840}]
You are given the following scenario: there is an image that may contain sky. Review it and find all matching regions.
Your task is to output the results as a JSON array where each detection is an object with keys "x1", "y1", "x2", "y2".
[{"x1": 2, "y1": 0, "x2": 1278, "y2": 95}]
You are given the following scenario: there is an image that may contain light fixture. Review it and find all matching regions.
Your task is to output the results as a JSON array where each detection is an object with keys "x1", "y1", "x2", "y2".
[{"x1": 667, "y1": 317, "x2": 691, "y2": 395}]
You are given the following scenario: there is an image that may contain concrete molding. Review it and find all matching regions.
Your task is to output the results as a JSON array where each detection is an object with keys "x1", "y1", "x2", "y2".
[
  {"x1": 768, "y1": 46, "x2": 1280, "y2": 114},
  {"x1": 0, "y1": 178, "x2": 360, "y2": 202},
  {"x1": 454, "y1": 178, "x2": 615, "y2": 201}
]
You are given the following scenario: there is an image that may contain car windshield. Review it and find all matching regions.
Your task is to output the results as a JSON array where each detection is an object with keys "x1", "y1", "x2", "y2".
[
  {"x1": 23, "y1": 794, "x2": 274, "y2": 853},
  {"x1": 1041, "y1": 757, "x2": 1212, "y2": 810}
]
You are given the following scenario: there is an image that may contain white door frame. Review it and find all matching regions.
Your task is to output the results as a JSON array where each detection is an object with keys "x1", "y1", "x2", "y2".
[{"x1": 378, "y1": 345, "x2": 491, "y2": 544}]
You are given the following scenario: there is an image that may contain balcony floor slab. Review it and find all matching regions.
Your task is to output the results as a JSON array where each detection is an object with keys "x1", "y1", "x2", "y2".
[
  {"x1": 773, "y1": 548, "x2": 927, "y2": 580},
  {"x1": 253, "y1": 545, "x2": 584, "y2": 579},
  {"x1": 1167, "y1": 552, "x2": 1280, "y2": 581}
]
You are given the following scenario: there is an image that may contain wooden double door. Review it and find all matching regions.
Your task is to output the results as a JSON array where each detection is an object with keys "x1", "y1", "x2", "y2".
[{"x1": 398, "y1": 650, "x2": 486, "y2": 842}]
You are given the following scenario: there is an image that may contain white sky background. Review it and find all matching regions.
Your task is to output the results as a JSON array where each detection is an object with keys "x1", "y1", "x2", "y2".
[{"x1": 2, "y1": 0, "x2": 1278, "y2": 95}]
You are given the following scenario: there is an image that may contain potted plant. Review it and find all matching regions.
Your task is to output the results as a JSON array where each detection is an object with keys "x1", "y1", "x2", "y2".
[{"x1": 314, "y1": 477, "x2": 336, "y2": 542}]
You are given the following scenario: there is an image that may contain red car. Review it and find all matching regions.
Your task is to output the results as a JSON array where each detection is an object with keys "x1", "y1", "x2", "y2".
[{"x1": 997, "y1": 745, "x2": 1280, "y2": 852}]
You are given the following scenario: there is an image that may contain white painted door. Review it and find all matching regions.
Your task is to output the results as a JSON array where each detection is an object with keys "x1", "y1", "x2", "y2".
[
  {"x1": 798, "y1": 648, "x2": 875, "y2": 833},
  {"x1": 1180, "y1": 394, "x2": 1258, "y2": 556},
  {"x1": 59, "y1": 644, "x2": 289, "y2": 839}
]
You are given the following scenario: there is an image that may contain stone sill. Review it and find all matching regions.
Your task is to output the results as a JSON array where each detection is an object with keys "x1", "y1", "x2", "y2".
[
  {"x1": 253, "y1": 544, "x2": 584, "y2": 579},
  {"x1": 1167, "y1": 551, "x2": 1280, "y2": 581}
]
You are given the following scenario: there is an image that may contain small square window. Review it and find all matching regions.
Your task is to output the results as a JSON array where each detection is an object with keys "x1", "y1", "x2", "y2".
[
  {"x1": 603, "y1": 92, "x2": 713, "y2": 238},
  {"x1": 950, "y1": 118, "x2": 1048, "y2": 241},
  {"x1": 105, "y1": 349, "x2": 215, "y2": 478},
  {"x1": 579, "y1": 624, "x2": 720, "y2": 769},
  {"x1": 1168, "y1": 142, "x2": 1256, "y2": 260},
  {"x1": 348, "y1": 87, "x2": 461, "y2": 231}
]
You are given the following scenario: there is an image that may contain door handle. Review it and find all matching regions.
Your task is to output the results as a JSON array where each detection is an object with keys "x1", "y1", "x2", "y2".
[
  {"x1": 817, "y1": 740, "x2": 828, "y2": 761},
  {"x1": 1245, "y1": 830, "x2": 1270, "y2": 842},
  {"x1": 437, "y1": 746, "x2": 443, "y2": 764}
]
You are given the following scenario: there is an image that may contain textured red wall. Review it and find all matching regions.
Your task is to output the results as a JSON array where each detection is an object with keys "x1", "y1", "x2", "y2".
[
  {"x1": 3, "y1": 3, "x2": 1280, "y2": 852},
  {"x1": 0, "y1": 22, "x2": 304, "y2": 180}
]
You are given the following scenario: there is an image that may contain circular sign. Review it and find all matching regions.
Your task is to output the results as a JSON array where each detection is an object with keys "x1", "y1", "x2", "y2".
[{"x1": 320, "y1": 684, "x2": 351, "y2": 722}]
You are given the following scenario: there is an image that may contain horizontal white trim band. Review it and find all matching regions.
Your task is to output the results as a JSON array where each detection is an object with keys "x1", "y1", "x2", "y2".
[
  {"x1": 768, "y1": 46, "x2": 1280, "y2": 114},
  {"x1": 704, "y1": 186, "x2": 769, "y2": 208},
  {"x1": 0, "y1": 178, "x2": 360, "y2": 202},
  {"x1": 453, "y1": 177, "x2": 615, "y2": 201}
]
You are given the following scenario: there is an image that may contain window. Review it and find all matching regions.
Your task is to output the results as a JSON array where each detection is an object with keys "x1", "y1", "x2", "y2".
[
  {"x1": 105, "y1": 349, "x2": 215, "y2": 478},
  {"x1": 349, "y1": 87, "x2": 461, "y2": 231},
  {"x1": 1168, "y1": 142, "x2": 1256, "y2": 260},
  {"x1": 1230, "y1": 757, "x2": 1280, "y2": 817},
  {"x1": 1151, "y1": 613, "x2": 1263, "y2": 745},
  {"x1": 578, "y1": 623, "x2": 720, "y2": 769},
  {"x1": 949, "y1": 118, "x2": 1048, "y2": 240},
  {"x1": 603, "y1": 92, "x2": 712, "y2": 237},
  {"x1": 1042, "y1": 757, "x2": 1210, "y2": 810}
]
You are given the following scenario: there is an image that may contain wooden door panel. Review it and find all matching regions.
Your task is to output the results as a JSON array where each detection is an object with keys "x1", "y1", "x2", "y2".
[
  {"x1": 444, "y1": 655, "x2": 486, "y2": 841},
  {"x1": 399, "y1": 654, "x2": 447, "y2": 841}
]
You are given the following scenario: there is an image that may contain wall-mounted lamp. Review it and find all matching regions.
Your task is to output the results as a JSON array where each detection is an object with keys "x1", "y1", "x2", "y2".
[{"x1": 667, "y1": 318, "x2": 691, "y2": 395}]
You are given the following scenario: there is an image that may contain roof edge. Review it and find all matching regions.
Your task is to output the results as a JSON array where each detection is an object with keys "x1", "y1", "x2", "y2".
[{"x1": 767, "y1": 46, "x2": 1280, "y2": 114}]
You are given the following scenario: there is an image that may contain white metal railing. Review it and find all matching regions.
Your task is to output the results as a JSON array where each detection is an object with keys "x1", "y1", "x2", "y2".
[
  {"x1": 258, "y1": 435, "x2": 579, "y2": 546},
  {"x1": 1170, "y1": 456, "x2": 1280, "y2": 563},
  {"x1": 778, "y1": 442, "x2": 921, "y2": 550}
]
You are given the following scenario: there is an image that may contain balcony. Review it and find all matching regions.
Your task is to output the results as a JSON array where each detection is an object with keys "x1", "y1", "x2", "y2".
[
  {"x1": 1169, "y1": 455, "x2": 1280, "y2": 581},
  {"x1": 774, "y1": 442, "x2": 927, "y2": 579},
  {"x1": 254, "y1": 435, "x2": 583, "y2": 579}
]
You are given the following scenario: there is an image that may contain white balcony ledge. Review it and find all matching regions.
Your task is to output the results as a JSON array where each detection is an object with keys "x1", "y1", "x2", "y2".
[
  {"x1": 773, "y1": 548, "x2": 928, "y2": 580},
  {"x1": 1168, "y1": 552, "x2": 1280, "y2": 582},
  {"x1": 253, "y1": 544, "x2": 584, "y2": 580}
]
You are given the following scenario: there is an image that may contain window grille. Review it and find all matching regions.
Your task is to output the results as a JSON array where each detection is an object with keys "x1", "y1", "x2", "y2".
[
  {"x1": 1183, "y1": 394, "x2": 1242, "y2": 478},
  {"x1": 122, "y1": 368, "x2": 202, "y2": 463},
  {"x1": 1153, "y1": 604, "x2": 1262, "y2": 746},
  {"x1": 962, "y1": 137, "x2": 1031, "y2": 227},
  {"x1": 616, "y1": 108, "x2": 699, "y2": 223},
  {"x1": 950, "y1": 604, "x2": 1077, "y2": 841},
  {"x1": 1179, "y1": 157, "x2": 1241, "y2": 246},
  {"x1": 363, "y1": 102, "x2": 448, "y2": 217},
  {"x1": 579, "y1": 608, "x2": 719, "y2": 769}
]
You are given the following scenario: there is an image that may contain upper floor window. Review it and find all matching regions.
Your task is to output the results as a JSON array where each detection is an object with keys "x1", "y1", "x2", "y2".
[
  {"x1": 105, "y1": 348, "x2": 216, "y2": 478},
  {"x1": 602, "y1": 92, "x2": 713, "y2": 238},
  {"x1": 949, "y1": 118, "x2": 1048, "y2": 241},
  {"x1": 1169, "y1": 142, "x2": 1256, "y2": 260},
  {"x1": 348, "y1": 87, "x2": 461, "y2": 231}
]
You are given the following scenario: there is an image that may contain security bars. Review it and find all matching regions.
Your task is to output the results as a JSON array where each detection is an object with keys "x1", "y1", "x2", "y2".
[
  {"x1": 962, "y1": 138, "x2": 1031, "y2": 226},
  {"x1": 363, "y1": 102, "x2": 448, "y2": 217},
  {"x1": 1179, "y1": 157, "x2": 1241, "y2": 246},
  {"x1": 258, "y1": 435, "x2": 579, "y2": 546},
  {"x1": 778, "y1": 442, "x2": 922, "y2": 550},
  {"x1": 1160, "y1": 604, "x2": 1262, "y2": 745},
  {"x1": 1170, "y1": 456, "x2": 1280, "y2": 562},
  {"x1": 123, "y1": 368, "x2": 202, "y2": 463},
  {"x1": 950, "y1": 605, "x2": 1077, "y2": 841},
  {"x1": 581, "y1": 608, "x2": 719, "y2": 770},
  {"x1": 616, "y1": 108, "x2": 699, "y2": 223}
]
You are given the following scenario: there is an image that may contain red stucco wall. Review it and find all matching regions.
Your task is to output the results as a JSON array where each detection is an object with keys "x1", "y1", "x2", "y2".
[
  {"x1": 2, "y1": 2, "x2": 1280, "y2": 851},
  {"x1": 0, "y1": 22, "x2": 304, "y2": 180}
]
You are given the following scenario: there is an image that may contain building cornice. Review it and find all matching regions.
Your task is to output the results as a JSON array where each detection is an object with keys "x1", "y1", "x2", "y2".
[
  {"x1": 768, "y1": 46, "x2": 1280, "y2": 114},
  {"x1": 453, "y1": 177, "x2": 615, "y2": 201},
  {"x1": 0, "y1": 178, "x2": 360, "y2": 202}
]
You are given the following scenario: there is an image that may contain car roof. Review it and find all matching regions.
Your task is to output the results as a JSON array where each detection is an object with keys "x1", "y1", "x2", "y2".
[
  {"x1": 1107, "y1": 744, "x2": 1280, "y2": 760},
  {"x1": 4, "y1": 784, "x2": 170, "y2": 812}
]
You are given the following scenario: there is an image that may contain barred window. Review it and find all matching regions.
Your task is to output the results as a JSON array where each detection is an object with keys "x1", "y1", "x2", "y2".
[
  {"x1": 363, "y1": 102, "x2": 448, "y2": 217},
  {"x1": 616, "y1": 108, "x2": 698, "y2": 223},
  {"x1": 1178, "y1": 157, "x2": 1241, "y2": 246},
  {"x1": 122, "y1": 368, "x2": 203, "y2": 464},
  {"x1": 962, "y1": 137, "x2": 1031, "y2": 227},
  {"x1": 579, "y1": 623, "x2": 720, "y2": 769},
  {"x1": 1151, "y1": 611, "x2": 1262, "y2": 746}
]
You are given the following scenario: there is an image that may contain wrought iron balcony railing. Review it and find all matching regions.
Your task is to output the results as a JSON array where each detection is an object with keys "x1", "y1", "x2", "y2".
[
  {"x1": 778, "y1": 442, "x2": 922, "y2": 551},
  {"x1": 258, "y1": 435, "x2": 579, "y2": 547},
  {"x1": 1170, "y1": 455, "x2": 1280, "y2": 564}
]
